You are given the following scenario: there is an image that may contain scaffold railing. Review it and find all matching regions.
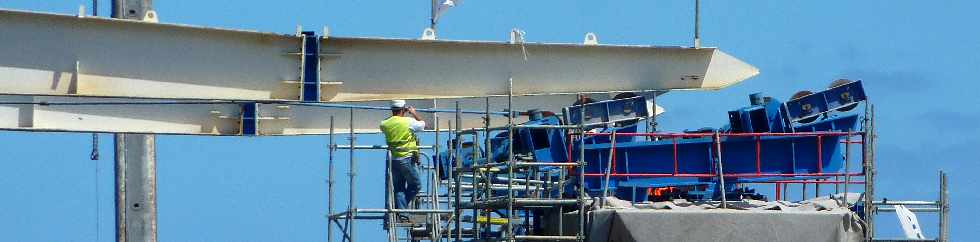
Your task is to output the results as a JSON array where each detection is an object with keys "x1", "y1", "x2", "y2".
[{"x1": 323, "y1": 95, "x2": 948, "y2": 242}]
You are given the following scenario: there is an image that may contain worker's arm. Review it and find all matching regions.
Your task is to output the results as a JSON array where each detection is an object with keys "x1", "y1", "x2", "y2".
[
  {"x1": 407, "y1": 106, "x2": 423, "y2": 121},
  {"x1": 407, "y1": 107, "x2": 426, "y2": 132}
]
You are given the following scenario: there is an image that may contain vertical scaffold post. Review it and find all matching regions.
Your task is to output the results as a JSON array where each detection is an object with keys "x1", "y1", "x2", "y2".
[
  {"x1": 713, "y1": 131, "x2": 728, "y2": 209},
  {"x1": 939, "y1": 171, "x2": 949, "y2": 242},
  {"x1": 432, "y1": 116, "x2": 442, "y2": 242},
  {"x1": 782, "y1": 183, "x2": 788, "y2": 200},
  {"x1": 470, "y1": 127, "x2": 480, "y2": 240},
  {"x1": 446, "y1": 119, "x2": 455, "y2": 241},
  {"x1": 577, "y1": 93, "x2": 587, "y2": 242},
  {"x1": 454, "y1": 102, "x2": 463, "y2": 242},
  {"x1": 648, "y1": 91, "x2": 657, "y2": 141},
  {"x1": 483, "y1": 97, "x2": 492, "y2": 238},
  {"x1": 601, "y1": 131, "x2": 617, "y2": 206},
  {"x1": 802, "y1": 181, "x2": 807, "y2": 200},
  {"x1": 843, "y1": 131, "x2": 852, "y2": 207},
  {"x1": 385, "y1": 150, "x2": 396, "y2": 242},
  {"x1": 862, "y1": 104, "x2": 875, "y2": 241},
  {"x1": 507, "y1": 79, "x2": 516, "y2": 241},
  {"x1": 347, "y1": 108, "x2": 357, "y2": 242},
  {"x1": 816, "y1": 135, "x2": 823, "y2": 197},
  {"x1": 328, "y1": 116, "x2": 335, "y2": 242}
]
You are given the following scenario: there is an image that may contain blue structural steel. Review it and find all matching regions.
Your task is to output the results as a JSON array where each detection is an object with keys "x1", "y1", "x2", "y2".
[
  {"x1": 578, "y1": 114, "x2": 859, "y2": 201},
  {"x1": 438, "y1": 80, "x2": 868, "y2": 202},
  {"x1": 300, "y1": 31, "x2": 320, "y2": 103},
  {"x1": 237, "y1": 31, "x2": 319, "y2": 135},
  {"x1": 727, "y1": 94, "x2": 792, "y2": 133},
  {"x1": 564, "y1": 96, "x2": 649, "y2": 127},
  {"x1": 785, "y1": 80, "x2": 866, "y2": 122},
  {"x1": 241, "y1": 102, "x2": 259, "y2": 136}
]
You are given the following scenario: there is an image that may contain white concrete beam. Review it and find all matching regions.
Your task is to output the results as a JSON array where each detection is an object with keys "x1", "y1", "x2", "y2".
[
  {"x1": 0, "y1": 93, "x2": 662, "y2": 135},
  {"x1": 0, "y1": 9, "x2": 758, "y2": 102}
]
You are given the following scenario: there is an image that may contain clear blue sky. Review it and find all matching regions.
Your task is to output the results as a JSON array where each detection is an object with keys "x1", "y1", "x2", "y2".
[{"x1": 0, "y1": 1, "x2": 976, "y2": 241}]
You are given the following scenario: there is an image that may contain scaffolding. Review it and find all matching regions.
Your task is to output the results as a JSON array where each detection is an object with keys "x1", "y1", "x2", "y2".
[
  {"x1": 452, "y1": 93, "x2": 589, "y2": 241},
  {"x1": 325, "y1": 78, "x2": 591, "y2": 241},
  {"x1": 324, "y1": 91, "x2": 950, "y2": 242},
  {"x1": 326, "y1": 107, "x2": 456, "y2": 242}
]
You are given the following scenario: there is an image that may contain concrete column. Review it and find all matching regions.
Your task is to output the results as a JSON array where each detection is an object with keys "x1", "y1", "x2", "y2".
[
  {"x1": 115, "y1": 134, "x2": 157, "y2": 242},
  {"x1": 111, "y1": 2, "x2": 157, "y2": 242},
  {"x1": 111, "y1": 0, "x2": 154, "y2": 20}
]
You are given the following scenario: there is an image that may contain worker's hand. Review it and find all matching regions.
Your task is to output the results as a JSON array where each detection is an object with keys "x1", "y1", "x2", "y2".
[{"x1": 407, "y1": 106, "x2": 423, "y2": 121}]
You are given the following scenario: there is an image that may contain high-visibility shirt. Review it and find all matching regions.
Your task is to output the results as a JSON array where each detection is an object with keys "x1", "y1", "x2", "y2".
[{"x1": 380, "y1": 116, "x2": 425, "y2": 158}]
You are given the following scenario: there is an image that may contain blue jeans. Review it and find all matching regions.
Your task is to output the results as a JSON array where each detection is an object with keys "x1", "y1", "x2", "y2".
[{"x1": 389, "y1": 156, "x2": 421, "y2": 209}]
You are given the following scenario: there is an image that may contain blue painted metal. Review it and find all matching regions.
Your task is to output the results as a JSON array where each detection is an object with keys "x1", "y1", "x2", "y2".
[
  {"x1": 480, "y1": 115, "x2": 571, "y2": 164},
  {"x1": 300, "y1": 31, "x2": 320, "y2": 103},
  {"x1": 564, "y1": 96, "x2": 648, "y2": 127},
  {"x1": 435, "y1": 141, "x2": 482, "y2": 180},
  {"x1": 565, "y1": 96, "x2": 648, "y2": 145},
  {"x1": 785, "y1": 80, "x2": 866, "y2": 122},
  {"x1": 516, "y1": 116, "x2": 570, "y2": 163},
  {"x1": 438, "y1": 81, "x2": 868, "y2": 202},
  {"x1": 727, "y1": 96, "x2": 790, "y2": 133},
  {"x1": 573, "y1": 114, "x2": 859, "y2": 201},
  {"x1": 569, "y1": 81, "x2": 866, "y2": 201},
  {"x1": 240, "y1": 102, "x2": 258, "y2": 136}
]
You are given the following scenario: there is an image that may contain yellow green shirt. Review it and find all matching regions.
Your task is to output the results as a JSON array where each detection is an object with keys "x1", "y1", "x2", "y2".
[{"x1": 380, "y1": 116, "x2": 425, "y2": 158}]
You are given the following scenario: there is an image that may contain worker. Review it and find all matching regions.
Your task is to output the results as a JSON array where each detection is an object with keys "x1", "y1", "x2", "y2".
[{"x1": 380, "y1": 100, "x2": 425, "y2": 215}]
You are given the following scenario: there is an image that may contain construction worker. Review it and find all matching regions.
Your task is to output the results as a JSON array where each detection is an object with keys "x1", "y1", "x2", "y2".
[{"x1": 380, "y1": 100, "x2": 425, "y2": 213}]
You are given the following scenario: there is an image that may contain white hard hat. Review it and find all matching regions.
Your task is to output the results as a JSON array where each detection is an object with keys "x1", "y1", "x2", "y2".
[{"x1": 391, "y1": 100, "x2": 407, "y2": 109}]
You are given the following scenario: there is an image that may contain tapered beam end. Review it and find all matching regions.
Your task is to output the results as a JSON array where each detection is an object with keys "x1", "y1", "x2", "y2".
[{"x1": 701, "y1": 49, "x2": 760, "y2": 89}]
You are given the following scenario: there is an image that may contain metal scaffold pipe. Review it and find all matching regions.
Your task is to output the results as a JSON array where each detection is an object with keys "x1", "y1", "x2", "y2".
[
  {"x1": 714, "y1": 131, "x2": 728, "y2": 209},
  {"x1": 432, "y1": 115, "x2": 442, "y2": 242},
  {"x1": 939, "y1": 171, "x2": 949, "y2": 242},
  {"x1": 385, "y1": 149, "x2": 395, "y2": 242},
  {"x1": 454, "y1": 102, "x2": 463, "y2": 242},
  {"x1": 347, "y1": 108, "x2": 356, "y2": 242},
  {"x1": 601, "y1": 131, "x2": 617, "y2": 207},
  {"x1": 577, "y1": 93, "x2": 587, "y2": 242},
  {"x1": 335, "y1": 145, "x2": 436, "y2": 150},
  {"x1": 328, "y1": 116, "x2": 335, "y2": 242},
  {"x1": 507, "y1": 78, "x2": 516, "y2": 241},
  {"x1": 482, "y1": 96, "x2": 492, "y2": 239},
  {"x1": 863, "y1": 104, "x2": 876, "y2": 239}
]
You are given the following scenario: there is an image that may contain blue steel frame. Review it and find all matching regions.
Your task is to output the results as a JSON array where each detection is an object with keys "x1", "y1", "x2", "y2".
[
  {"x1": 241, "y1": 102, "x2": 258, "y2": 136},
  {"x1": 300, "y1": 31, "x2": 321, "y2": 103},
  {"x1": 785, "y1": 80, "x2": 866, "y2": 122}
]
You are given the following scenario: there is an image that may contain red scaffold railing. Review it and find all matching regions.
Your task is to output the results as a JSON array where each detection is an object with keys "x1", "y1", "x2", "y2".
[{"x1": 563, "y1": 131, "x2": 867, "y2": 199}]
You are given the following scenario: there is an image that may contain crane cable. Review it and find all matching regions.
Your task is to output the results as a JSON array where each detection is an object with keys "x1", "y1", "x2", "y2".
[{"x1": 90, "y1": 133, "x2": 100, "y2": 241}]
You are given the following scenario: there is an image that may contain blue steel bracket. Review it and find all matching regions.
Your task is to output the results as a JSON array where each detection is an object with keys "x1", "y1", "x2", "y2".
[
  {"x1": 785, "y1": 80, "x2": 866, "y2": 122},
  {"x1": 240, "y1": 102, "x2": 259, "y2": 136},
  {"x1": 563, "y1": 96, "x2": 649, "y2": 126},
  {"x1": 300, "y1": 31, "x2": 321, "y2": 102}
]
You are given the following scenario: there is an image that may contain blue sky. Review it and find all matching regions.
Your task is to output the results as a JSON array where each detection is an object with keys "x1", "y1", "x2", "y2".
[{"x1": 0, "y1": 0, "x2": 977, "y2": 241}]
